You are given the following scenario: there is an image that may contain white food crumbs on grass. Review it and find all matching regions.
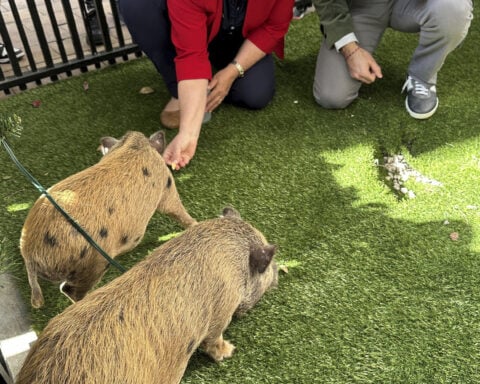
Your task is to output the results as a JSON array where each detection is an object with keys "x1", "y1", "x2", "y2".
[{"x1": 375, "y1": 154, "x2": 442, "y2": 199}]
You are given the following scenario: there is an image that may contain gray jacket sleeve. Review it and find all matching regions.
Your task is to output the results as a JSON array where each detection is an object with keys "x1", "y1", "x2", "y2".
[{"x1": 312, "y1": 0, "x2": 353, "y2": 48}]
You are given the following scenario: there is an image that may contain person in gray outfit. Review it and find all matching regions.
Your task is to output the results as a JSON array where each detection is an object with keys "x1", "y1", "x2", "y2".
[{"x1": 312, "y1": 0, "x2": 473, "y2": 119}]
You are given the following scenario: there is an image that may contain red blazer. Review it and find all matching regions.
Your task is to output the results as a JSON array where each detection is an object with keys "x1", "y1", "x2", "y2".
[{"x1": 168, "y1": 0, "x2": 294, "y2": 81}]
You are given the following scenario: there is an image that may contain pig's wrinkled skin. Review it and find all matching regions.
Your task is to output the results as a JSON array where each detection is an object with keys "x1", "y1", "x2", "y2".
[
  {"x1": 20, "y1": 131, "x2": 196, "y2": 308},
  {"x1": 16, "y1": 207, "x2": 278, "y2": 384}
]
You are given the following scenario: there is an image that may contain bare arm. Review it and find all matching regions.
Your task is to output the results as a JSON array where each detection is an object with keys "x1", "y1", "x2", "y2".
[
  {"x1": 162, "y1": 35, "x2": 267, "y2": 170},
  {"x1": 162, "y1": 79, "x2": 208, "y2": 170}
]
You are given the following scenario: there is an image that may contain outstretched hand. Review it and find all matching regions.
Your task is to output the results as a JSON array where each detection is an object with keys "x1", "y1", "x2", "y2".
[
  {"x1": 162, "y1": 131, "x2": 199, "y2": 170},
  {"x1": 343, "y1": 45, "x2": 383, "y2": 84}
]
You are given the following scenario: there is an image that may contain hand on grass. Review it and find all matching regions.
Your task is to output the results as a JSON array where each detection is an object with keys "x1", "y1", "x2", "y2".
[
  {"x1": 342, "y1": 43, "x2": 383, "y2": 84},
  {"x1": 206, "y1": 66, "x2": 238, "y2": 112}
]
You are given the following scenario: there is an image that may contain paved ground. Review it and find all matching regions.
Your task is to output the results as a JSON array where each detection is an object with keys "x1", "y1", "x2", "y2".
[
  {"x1": 0, "y1": 0, "x2": 132, "y2": 99},
  {"x1": 0, "y1": 273, "x2": 35, "y2": 381}
]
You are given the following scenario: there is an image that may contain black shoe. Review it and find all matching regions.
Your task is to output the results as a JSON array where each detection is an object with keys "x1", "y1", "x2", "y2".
[
  {"x1": 402, "y1": 75, "x2": 439, "y2": 119},
  {"x1": 86, "y1": 12, "x2": 104, "y2": 46},
  {"x1": 0, "y1": 43, "x2": 24, "y2": 64},
  {"x1": 292, "y1": 3, "x2": 314, "y2": 19}
]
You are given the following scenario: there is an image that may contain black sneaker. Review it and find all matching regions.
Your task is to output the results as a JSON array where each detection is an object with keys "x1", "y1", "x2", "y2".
[
  {"x1": 292, "y1": 3, "x2": 315, "y2": 19},
  {"x1": 0, "y1": 43, "x2": 24, "y2": 64},
  {"x1": 402, "y1": 75, "x2": 439, "y2": 119},
  {"x1": 86, "y1": 11, "x2": 104, "y2": 46}
]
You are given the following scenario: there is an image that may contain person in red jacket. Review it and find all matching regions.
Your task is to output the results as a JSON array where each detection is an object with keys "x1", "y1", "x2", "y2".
[{"x1": 119, "y1": 0, "x2": 293, "y2": 170}]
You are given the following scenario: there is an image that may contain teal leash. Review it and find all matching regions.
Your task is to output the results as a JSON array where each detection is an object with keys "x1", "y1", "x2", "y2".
[{"x1": 1, "y1": 136, "x2": 126, "y2": 273}]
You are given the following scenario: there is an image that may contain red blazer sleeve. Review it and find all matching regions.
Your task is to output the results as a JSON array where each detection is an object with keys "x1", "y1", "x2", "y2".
[
  {"x1": 168, "y1": 0, "x2": 220, "y2": 81},
  {"x1": 168, "y1": 0, "x2": 293, "y2": 81},
  {"x1": 244, "y1": 0, "x2": 294, "y2": 59}
]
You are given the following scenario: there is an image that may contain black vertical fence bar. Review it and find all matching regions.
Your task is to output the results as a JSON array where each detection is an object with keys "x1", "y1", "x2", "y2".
[
  {"x1": 83, "y1": 0, "x2": 103, "y2": 68},
  {"x1": 0, "y1": 0, "x2": 142, "y2": 95},
  {"x1": 44, "y1": 0, "x2": 72, "y2": 77},
  {"x1": 94, "y1": 0, "x2": 115, "y2": 65},
  {"x1": 79, "y1": 0, "x2": 100, "y2": 59},
  {"x1": 0, "y1": 12, "x2": 8, "y2": 83},
  {"x1": 110, "y1": 0, "x2": 124, "y2": 44},
  {"x1": 0, "y1": 24, "x2": 5, "y2": 89},
  {"x1": 109, "y1": 0, "x2": 130, "y2": 61},
  {"x1": 64, "y1": 0, "x2": 87, "y2": 64},
  {"x1": 0, "y1": 10, "x2": 24, "y2": 89},
  {"x1": 26, "y1": 0, "x2": 58, "y2": 82},
  {"x1": 7, "y1": 0, "x2": 38, "y2": 76}
]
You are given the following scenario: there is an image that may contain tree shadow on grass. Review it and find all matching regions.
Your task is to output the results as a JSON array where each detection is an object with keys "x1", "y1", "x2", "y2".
[
  {"x1": 3, "y1": 132, "x2": 479, "y2": 383},
  {"x1": 177, "y1": 147, "x2": 480, "y2": 383}
]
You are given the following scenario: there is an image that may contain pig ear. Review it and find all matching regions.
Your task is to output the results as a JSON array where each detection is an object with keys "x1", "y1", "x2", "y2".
[
  {"x1": 149, "y1": 131, "x2": 166, "y2": 154},
  {"x1": 98, "y1": 137, "x2": 119, "y2": 156},
  {"x1": 249, "y1": 244, "x2": 277, "y2": 274},
  {"x1": 221, "y1": 206, "x2": 241, "y2": 219}
]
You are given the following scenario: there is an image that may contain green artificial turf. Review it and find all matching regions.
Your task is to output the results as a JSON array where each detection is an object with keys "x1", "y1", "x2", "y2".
[{"x1": 2, "y1": 11, "x2": 480, "y2": 383}]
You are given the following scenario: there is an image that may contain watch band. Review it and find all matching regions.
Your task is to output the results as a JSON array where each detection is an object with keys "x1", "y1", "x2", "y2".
[{"x1": 231, "y1": 60, "x2": 245, "y2": 78}]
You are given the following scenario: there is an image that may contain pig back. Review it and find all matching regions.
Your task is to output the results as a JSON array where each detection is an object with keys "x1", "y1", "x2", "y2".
[
  {"x1": 141, "y1": 215, "x2": 277, "y2": 314},
  {"x1": 16, "y1": 215, "x2": 275, "y2": 383},
  {"x1": 21, "y1": 140, "x2": 170, "y2": 264}
]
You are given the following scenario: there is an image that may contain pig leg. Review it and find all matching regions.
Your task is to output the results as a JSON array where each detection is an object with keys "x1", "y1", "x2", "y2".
[
  {"x1": 201, "y1": 320, "x2": 236, "y2": 361},
  {"x1": 156, "y1": 182, "x2": 196, "y2": 228},
  {"x1": 158, "y1": 200, "x2": 196, "y2": 228},
  {"x1": 25, "y1": 260, "x2": 44, "y2": 308},
  {"x1": 201, "y1": 334, "x2": 235, "y2": 362}
]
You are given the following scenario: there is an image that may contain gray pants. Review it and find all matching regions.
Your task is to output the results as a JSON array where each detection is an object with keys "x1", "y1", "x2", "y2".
[{"x1": 313, "y1": 0, "x2": 473, "y2": 109}]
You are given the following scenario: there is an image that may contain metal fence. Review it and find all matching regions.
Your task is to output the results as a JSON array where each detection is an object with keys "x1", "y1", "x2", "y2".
[{"x1": 0, "y1": 0, "x2": 141, "y2": 95}]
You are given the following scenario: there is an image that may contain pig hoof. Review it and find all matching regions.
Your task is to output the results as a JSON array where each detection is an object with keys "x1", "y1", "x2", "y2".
[
  {"x1": 59, "y1": 282, "x2": 76, "y2": 304},
  {"x1": 205, "y1": 340, "x2": 235, "y2": 362},
  {"x1": 31, "y1": 295, "x2": 44, "y2": 309},
  {"x1": 219, "y1": 340, "x2": 235, "y2": 360}
]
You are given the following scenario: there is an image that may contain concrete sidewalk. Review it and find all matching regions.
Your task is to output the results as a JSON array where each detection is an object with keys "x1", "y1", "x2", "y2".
[{"x1": 0, "y1": 273, "x2": 36, "y2": 381}]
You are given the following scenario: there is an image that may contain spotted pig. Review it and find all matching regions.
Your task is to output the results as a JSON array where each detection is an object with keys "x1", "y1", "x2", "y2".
[
  {"x1": 20, "y1": 130, "x2": 196, "y2": 308},
  {"x1": 15, "y1": 207, "x2": 278, "y2": 384}
]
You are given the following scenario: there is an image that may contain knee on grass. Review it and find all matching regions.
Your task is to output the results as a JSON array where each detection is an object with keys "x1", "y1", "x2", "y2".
[{"x1": 313, "y1": 88, "x2": 355, "y2": 110}]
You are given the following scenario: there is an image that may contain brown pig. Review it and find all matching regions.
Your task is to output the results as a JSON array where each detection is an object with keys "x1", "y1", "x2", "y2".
[
  {"x1": 15, "y1": 207, "x2": 278, "y2": 384},
  {"x1": 20, "y1": 130, "x2": 196, "y2": 308}
]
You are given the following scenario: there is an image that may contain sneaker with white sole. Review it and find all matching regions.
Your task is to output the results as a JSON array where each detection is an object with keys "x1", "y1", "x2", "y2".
[
  {"x1": 0, "y1": 43, "x2": 24, "y2": 64},
  {"x1": 401, "y1": 75, "x2": 439, "y2": 119}
]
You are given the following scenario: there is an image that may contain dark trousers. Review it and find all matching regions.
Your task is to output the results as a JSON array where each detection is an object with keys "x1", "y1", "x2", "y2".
[{"x1": 119, "y1": 0, "x2": 275, "y2": 109}]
